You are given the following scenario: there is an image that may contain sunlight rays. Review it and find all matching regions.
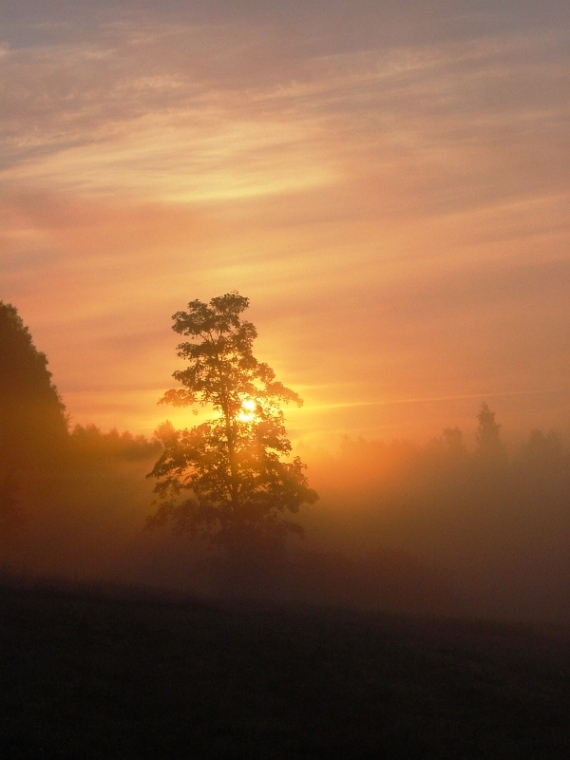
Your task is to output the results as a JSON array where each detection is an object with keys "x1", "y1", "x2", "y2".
[
  {"x1": 237, "y1": 398, "x2": 258, "y2": 423},
  {"x1": 1, "y1": 3, "x2": 568, "y2": 443}
]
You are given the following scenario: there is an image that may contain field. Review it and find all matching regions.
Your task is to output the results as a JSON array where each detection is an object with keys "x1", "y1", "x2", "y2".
[{"x1": 1, "y1": 582, "x2": 568, "y2": 759}]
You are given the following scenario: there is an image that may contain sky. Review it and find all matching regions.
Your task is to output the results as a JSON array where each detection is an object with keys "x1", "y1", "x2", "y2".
[{"x1": 2, "y1": 0, "x2": 569, "y2": 450}]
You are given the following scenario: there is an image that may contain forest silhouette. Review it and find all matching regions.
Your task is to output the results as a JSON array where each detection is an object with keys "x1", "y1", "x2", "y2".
[{"x1": 1, "y1": 299, "x2": 569, "y2": 625}]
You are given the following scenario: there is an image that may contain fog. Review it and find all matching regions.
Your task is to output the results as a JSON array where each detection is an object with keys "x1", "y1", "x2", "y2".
[
  {"x1": 302, "y1": 425, "x2": 570, "y2": 623},
  {"x1": 1, "y1": 300, "x2": 568, "y2": 624},
  {"x1": 2, "y1": 417, "x2": 568, "y2": 626}
]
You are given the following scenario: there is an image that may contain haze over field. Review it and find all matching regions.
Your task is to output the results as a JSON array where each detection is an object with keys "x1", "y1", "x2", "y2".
[
  {"x1": 2, "y1": 0, "x2": 569, "y2": 445},
  {"x1": 2, "y1": 297, "x2": 569, "y2": 625}
]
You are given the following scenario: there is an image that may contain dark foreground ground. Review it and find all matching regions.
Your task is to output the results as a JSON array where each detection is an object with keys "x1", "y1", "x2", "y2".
[{"x1": 0, "y1": 582, "x2": 568, "y2": 759}]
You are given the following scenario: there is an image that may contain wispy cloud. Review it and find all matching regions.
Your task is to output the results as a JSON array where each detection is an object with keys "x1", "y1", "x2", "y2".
[{"x1": 1, "y1": 2, "x2": 569, "y2": 442}]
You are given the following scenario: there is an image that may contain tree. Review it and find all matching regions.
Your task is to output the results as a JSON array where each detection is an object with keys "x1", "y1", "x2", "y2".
[
  {"x1": 147, "y1": 293, "x2": 317, "y2": 566},
  {"x1": 0, "y1": 302, "x2": 68, "y2": 466},
  {"x1": 474, "y1": 402, "x2": 507, "y2": 469},
  {"x1": 475, "y1": 403, "x2": 502, "y2": 450},
  {"x1": 0, "y1": 466, "x2": 24, "y2": 536},
  {"x1": 0, "y1": 302, "x2": 68, "y2": 533}
]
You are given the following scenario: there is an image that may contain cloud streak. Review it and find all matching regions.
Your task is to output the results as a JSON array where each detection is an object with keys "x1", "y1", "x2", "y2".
[{"x1": 1, "y1": 1, "x2": 569, "y2": 444}]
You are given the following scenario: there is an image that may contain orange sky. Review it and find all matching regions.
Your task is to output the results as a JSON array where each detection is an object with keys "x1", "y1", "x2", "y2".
[{"x1": 2, "y1": 0, "x2": 569, "y2": 449}]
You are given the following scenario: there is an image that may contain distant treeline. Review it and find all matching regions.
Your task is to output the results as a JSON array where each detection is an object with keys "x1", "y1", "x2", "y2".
[
  {"x1": 69, "y1": 424, "x2": 161, "y2": 461},
  {"x1": 304, "y1": 415, "x2": 570, "y2": 623}
]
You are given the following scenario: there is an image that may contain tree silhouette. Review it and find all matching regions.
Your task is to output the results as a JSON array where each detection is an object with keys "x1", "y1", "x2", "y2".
[
  {"x1": 0, "y1": 302, "x2": 68, "y2": 532},
  {"x1": 475, "y1": 402, "x2": 506, "y2": 467},
  {"x1": 147, "y1": 293, "x2": 317, "y2": 567},
  {"x1": 0, "y1": 466, "x2": 23, "y2": 536},
  {"x1": 0, "y1": 302, "x2": 68, "y2": 463}
]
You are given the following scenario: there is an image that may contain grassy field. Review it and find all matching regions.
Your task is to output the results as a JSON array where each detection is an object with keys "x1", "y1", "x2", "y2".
[{"x1": 0, "y1": 582, "x2": 568, "y2": 759}]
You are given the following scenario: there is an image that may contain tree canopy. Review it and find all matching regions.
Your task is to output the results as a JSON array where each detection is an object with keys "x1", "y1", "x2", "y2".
[
  {"x1": 0, "y1": 301, "x2": 68, "y2": 466},
  {"x1": 147, "y1": 293, "x2": 317, "y2": 559},
  {"x1": 0, "y1": 302, "x2": 68, "y2": 534}
]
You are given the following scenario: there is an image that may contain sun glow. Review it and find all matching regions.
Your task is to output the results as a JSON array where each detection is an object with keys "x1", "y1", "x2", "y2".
[{"x1": 238, "y1": 398, "x2": 257, "y2": 423}]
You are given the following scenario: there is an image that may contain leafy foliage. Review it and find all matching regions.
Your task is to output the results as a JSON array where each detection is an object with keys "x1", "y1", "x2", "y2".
[{"x1": 147, "y1": 293, "x2": 317, "y2": 556}]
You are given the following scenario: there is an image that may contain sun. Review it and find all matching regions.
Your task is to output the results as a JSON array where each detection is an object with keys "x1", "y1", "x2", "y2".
[{"x1": 238, "y1": 398, "x2": 257, "y2": 422}]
